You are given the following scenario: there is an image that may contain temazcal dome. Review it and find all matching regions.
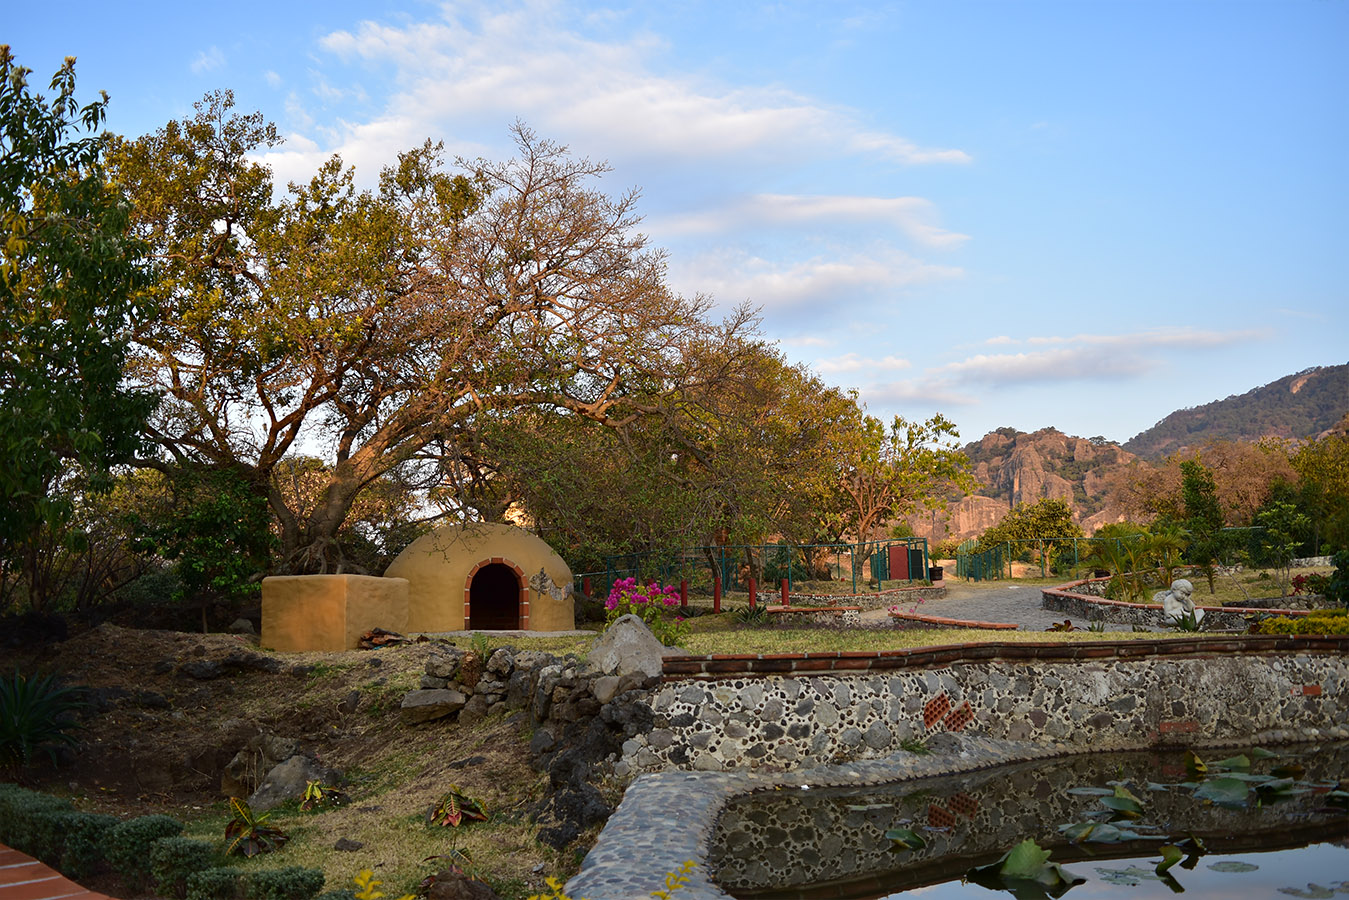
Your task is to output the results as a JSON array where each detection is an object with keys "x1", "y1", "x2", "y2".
[{"x1": 384, "y1": 522, "x2": 574, "y2": 632}]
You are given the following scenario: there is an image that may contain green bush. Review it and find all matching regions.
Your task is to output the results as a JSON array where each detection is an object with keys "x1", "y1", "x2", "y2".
[
  {"x1": 58, "y1": 811, "x2": 118, "y2": 879},
  {"x1": 1253, "y1": 608, "x2": 1349, "y2": 635},
  {"x1": 106, "y1": 814, "x2": 183, "y2": 886},
  {"x1": 247, "y1": 866, "x2": 326, "y2": 900},
  {"x1": 151, "y1": 836, "x2": 219, "y2": 898},
  {"x1": 0, "y1": 670, "x2": 84, "y2": 773},
  {"x1": 186, "y1": 866, "x2": 246, "y2": 900},
  {"x1": 0, "y1": 784, "x2": 73, "y2": 856},
  {"x1": 315, "y1": 891, "x2": 358, "y2": 900}
]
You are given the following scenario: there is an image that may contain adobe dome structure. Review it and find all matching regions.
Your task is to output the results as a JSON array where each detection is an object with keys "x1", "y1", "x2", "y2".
[
  {"x1": 261, "y1": 522, "x2": 574, "y2": 652},
  {"x1": 384, "y1": 522, "x2": 574, "y2": 633}
]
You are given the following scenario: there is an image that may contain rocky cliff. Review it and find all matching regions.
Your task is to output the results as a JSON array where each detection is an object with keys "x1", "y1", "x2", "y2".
[{"x1": 906, "y1": 427, "x2": 1137, "y2": 544}]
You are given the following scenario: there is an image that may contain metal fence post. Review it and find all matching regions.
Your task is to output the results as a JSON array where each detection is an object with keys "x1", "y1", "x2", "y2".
[{"x1": 713, "y1": 576, "x2": 722, "y2": 614}]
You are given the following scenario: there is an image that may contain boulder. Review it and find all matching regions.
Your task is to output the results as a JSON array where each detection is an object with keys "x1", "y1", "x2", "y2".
[
  {"x1": 400, "y1": 688, "x2": 468, "y2": 725},
  {"x1": 249, "y1": 755, "x2": 339, "y2": 811},
  {"x1": 427, "y1": 871, "x2": 500, "y2": 900},
  {"x1": 586, "y1": 615, "x2": 665, "y2": 679}
]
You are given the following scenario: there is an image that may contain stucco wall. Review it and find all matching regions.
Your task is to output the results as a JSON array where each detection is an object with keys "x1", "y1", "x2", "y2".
[
  {"x1": 384, "y1": 522, "x2": 574, "y2": 632},
  {"x1": 261, "y1": 574, "x2": 409, "y2": 651}
]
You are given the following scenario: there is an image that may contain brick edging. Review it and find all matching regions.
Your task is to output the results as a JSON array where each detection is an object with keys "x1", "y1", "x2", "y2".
[{"x1": 661, "y1": 635, "x2": 1349, "y2": 680}]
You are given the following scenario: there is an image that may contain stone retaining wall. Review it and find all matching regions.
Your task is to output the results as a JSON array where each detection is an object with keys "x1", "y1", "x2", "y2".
[
  {"x1": 617, "y1": 638, "x2": 1349, "y2": 776},
  {"x1": 1041, "y1": 577, "x2": 1319, "y2": 629}
]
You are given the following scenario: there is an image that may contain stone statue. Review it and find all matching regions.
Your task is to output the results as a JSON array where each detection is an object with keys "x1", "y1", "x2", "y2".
[{"x1": 1155, "y1": 578, "x2": 1203, "y2": 625}]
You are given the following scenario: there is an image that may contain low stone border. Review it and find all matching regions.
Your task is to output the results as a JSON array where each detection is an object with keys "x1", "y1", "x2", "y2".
[
  {"x1": 765, "y1": 605, "x2": 863, "y2": 627},
  {"x1": 788, "y1": 584, "x2": 945, "y2": 611},
  {"x1": 1042, "y1": 577, "x2": 1316, "y2": 629},
  {"x1": 888, "y1": 610, "x2": 1018, "y2": 630}
]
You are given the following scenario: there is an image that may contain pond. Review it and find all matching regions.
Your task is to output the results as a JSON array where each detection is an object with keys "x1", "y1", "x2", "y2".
[{"x1": 708, "y1": 742, "x2": 1349, "y2": 899}]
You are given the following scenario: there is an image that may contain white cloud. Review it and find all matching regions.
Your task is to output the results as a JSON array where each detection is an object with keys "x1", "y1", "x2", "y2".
[
  {"x1": 191, "y1": 46, "x2": 225, "y2": 75},
  {"x1": 814, "y1": 352, "x2": 911, "y2": 375},
  {"x1": 267, "y1": 4, "x2": 969, "y2": 181},
  {"x1": 936, "y1": 348, "x2": 1153, "y2": 384},
  {"x1": 860, "y1": 378, "x2": 977, "y2": 408},
  {"x1": 652, "y1": 194, "x2": 969, "y2": 249},
  {"x1": 265, "y1": 70, "x2": 282, "y2": 88},
  {"x1": 668, "y1": 246, "x2": 963, "y2": 314},
  {"x1": 1022, "y1": 327, "x2": 1261, "y2": 348},
  {"x1": 984, "y1": 335, "x2": 1017, "y2": 345},
  {"x1": 778, "y1": 335, "x2": 835, "y2": 349}
]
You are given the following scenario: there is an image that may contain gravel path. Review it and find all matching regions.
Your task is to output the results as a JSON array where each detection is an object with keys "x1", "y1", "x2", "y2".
[{"x1": 859, "y1": 580, "x2": 1159, "y2": 632}]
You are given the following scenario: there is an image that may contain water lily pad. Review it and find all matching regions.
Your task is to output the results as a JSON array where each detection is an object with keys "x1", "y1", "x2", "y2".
[
  {"x1": 1278, "y1": 885, "x2": 1335, "y2": 899},
  {"x1": 1194, "y1": 777, "x2": 1250, "y2": 808},
  {"x1": 1184, "y1": 750, "x2": 1207, "y2": 777},
  {"x1": 1100, "y1": 795, "x2": 1144, "y2": 817},
  {"x1": 1250, "y1": 747, "x2": 1280, "y2": 760},
  {"x1": 1208, "y1": 860, "x2": 1259, "y2": 873},
  {"x1": 967, "y1": 839, "x2": 1085, "y2": 897},
  {"x1": 1272, "y1": 763, "x2": 1306, "y2": 780},
  {"x1": 1214, "y1": 754, "x2": 1251, "y2": 770},
  {"x1": 1065, "y1": 786, "x2": 1115, "y2": 796},
  {"x1": 1057, "y1": 821, "x2": 1158, "y2": 843},
  {"x1": 1097, "y1": 866, "x2": 1161, "y2": 886}
]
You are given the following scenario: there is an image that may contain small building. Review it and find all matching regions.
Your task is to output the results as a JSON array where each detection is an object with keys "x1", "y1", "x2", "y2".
[{"x1": 261, "y1": 523, "x2": 574, "y2": 651}]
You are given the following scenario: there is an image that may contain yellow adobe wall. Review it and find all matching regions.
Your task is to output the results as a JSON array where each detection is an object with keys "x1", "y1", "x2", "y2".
[
  {"x1": 384, "y1": 522, "x2": 574, "y2": 632},
  {"x1": 261, "y1": 574, "x2": 409, "y2": 651}
]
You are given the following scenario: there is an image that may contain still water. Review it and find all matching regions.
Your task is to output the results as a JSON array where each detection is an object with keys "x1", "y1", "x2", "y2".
[{"x1": 708, "y1": 743, "x2": 1348, "y2": 899}]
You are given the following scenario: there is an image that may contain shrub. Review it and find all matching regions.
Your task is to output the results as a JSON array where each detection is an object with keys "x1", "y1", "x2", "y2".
[
  {"x1": 0, "y1": 784, "x2": 73, "y2": 856},
  {"x1": 58, "y1": 811, "x2": 118, "y2": 879},
  {"x1": 1252, "y1": 609, "x2": 1349, "y2": 636},
  {"x1": 151, "y1": 836, "x2": 219, "y2": 898},
  {"x1": 186, "y1": 866, "x2": 246, "y2": 900},
  {"x1": 604, "y1": 577, "x2": 689, "y2": 647},
  {"x1": 0, "y1": 670, "x2": 84, "y2": 774},
  {"x1": 247, "y1": 866, "x2": 326, "y2": 900},
  {"x1": 106, "y1": 814, "x2": 183, "y2": 886}
]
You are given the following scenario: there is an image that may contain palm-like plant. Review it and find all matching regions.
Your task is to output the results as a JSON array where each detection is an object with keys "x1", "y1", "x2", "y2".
[
  {"x1": 427, "y1": 786, "x2": 488, "y2": 828},
  {"x1": 0, "y1": 670, "x2": 83, "y2": 777},
  {"x1": 223, "y1": 797, "x2": 289, "y2": 856}
]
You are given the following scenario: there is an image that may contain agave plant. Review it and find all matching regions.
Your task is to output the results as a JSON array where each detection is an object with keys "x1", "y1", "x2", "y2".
[
  {"x1": 427, "y1": 786, "x2": 488, "y2": 827},
  {"x1": 0, "y1": 670, "x2": 84, "y2": 776},
  {"x1": 224, "y1": 797, "x2": 289, "y2": 856}
]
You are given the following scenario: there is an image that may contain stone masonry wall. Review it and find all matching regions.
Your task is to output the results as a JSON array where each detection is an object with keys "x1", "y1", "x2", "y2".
[{"x1": 619, "y1": 637, "x2": 1349, "y2": 775}]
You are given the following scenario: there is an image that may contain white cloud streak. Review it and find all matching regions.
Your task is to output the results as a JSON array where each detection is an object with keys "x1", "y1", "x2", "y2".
[
  {"x1": 191, "y1": 47, "x2": 225, "y2": 74},
  {"x1": 813, "y1": 353, "x2": 912, "y2": 375}
]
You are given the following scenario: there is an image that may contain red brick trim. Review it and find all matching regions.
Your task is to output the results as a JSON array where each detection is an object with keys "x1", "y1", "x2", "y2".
[
  {"x1": 659, "y1": 635, "x2": 1349, "y2": 681},
  {"x1": 463, "y1": 558, "x2": 530, "y2": 630}
]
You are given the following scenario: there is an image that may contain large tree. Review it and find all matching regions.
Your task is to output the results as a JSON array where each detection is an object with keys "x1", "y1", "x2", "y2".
[
  {"x1": 0, "y1": 48, "x2": 157, "y2": 610},
  {"x1": 108, "y1": 96, "x2": 748, "y2": 573}
]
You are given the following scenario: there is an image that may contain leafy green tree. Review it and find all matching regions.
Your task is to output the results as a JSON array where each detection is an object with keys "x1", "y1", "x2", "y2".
[
  {"x1": 0, "y1": 48, "x2": 157, "y2": 612},
  {"x1": 1256, "y1": 499, "x2": 1310, "y2": 598},
  {"x1": 1292, "y1": 433, "x2": 1349, "y2": 554},
  {"x1": 976, "y1": 498, "x2": 1084, "y2": 573},
  {"x1": 108, "y1": 98, "x2": 750, "y2": 574}
]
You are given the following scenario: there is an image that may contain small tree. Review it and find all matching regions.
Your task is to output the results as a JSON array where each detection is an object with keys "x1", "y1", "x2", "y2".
[{"x1": 1256, "y1": 500, "x2": 1310, "y2": 599}]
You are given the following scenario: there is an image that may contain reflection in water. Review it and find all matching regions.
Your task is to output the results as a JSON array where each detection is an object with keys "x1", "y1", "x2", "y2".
[{"x1": 709, "y1": 743, "x2": 1349, "y2": 899}]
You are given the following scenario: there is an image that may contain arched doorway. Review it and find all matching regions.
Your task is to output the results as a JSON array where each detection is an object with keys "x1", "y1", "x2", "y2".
[{"x1": 467, "y1": 562, "x2": 521, "y2": 630}]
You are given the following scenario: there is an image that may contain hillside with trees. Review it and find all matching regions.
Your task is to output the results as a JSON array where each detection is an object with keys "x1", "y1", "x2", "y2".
[{"x1": 1123, "y1": 364, "x2": 1348, "y2": 459}]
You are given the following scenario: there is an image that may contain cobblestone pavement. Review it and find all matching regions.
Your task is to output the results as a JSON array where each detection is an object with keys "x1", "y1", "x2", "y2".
[{"x1": 858, "y1": 579, "x2": 1163, "y2": 632}]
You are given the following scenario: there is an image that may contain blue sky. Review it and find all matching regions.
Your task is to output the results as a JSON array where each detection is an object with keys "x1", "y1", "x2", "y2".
[{"x1": 10, "y1": 1, "x2": 1347, "y2": 446}]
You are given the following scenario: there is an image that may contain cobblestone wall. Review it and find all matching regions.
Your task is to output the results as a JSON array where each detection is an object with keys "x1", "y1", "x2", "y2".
[{"x1": 619, "y1": 641, "x2": 1349, "y2": 775}]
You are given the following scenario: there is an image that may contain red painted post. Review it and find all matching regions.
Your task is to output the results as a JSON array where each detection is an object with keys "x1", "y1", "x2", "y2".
[
  {"x1": 781, "y1": 578, "x2": 790, "y2": 606},
  {"x1": 680, "y1": 579, "x2": 688, "y2": 611},
  {"x1": 583, "y1": 577, "x2": 592, "y2": 598},
  {"x1": 748, "y1": 577, "x2": 757, "y2": 610},
  {"x1": 713, "y1": 576, "x2": 722, "y2": 613}
]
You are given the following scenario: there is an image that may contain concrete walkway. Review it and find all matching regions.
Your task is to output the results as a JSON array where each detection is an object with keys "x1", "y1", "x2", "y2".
[
  {"x1": 860, "y1": 579, "x2": 1160, "y2": 632},
  {"x1": 0, "y1": 845, "x2": 115, "y2": 900}
]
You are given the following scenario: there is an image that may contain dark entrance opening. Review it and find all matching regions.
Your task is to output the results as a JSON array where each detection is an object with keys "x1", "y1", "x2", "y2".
[{"x1": 468, "y1": 563, "x2": 520, "y2": 630}]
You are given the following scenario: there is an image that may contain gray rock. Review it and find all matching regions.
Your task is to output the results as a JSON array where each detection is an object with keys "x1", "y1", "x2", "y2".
[
  {"x1": 249, "y1": 755, "x2": 339, "y2": 811},
  {"x1": 420, "y1": 675, "x2": 449, "y2": 690},
  {"x1": 228, "y1": 618, "x2": 256, "y2": 635},
  {"x1": 334, "y1": 838, "x2": 364, "y2": 852},
  {"x1": 426, "y1": 648, "x2": 466, "y2": 680},
  {"x1": 486, "y1": 648, "x2": 515, "y2": 679},
  {"x1": 400, "y1": 688, "x2": 468, "y2": 725},
  {"x1": 592, "y1": 675, "x2": 622, "y2": 704},
  {"x1": 586, "y1": 615, "x2": 665, "y2": 678},
  {"x1": 458, "y1": 693, "x2": 490, "y2": 726}
]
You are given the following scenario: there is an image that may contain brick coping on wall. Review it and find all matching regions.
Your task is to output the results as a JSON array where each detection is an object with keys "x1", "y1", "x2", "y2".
[
  {"x1": 1043, "y1": 576, "x2": 1316, "y2": 618},
  {"x1": 660, "y1": 635, "x2": 1349, "y2": 680}
]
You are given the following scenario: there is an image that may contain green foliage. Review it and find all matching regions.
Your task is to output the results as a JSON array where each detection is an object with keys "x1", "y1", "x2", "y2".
[
  {"x1": 0, "y1": 783, "x2": 74, "y2": 855},
  {"x1": 146, "y1": 465, "x2": 275, "y2": 606},
  {"x1": 975, "y1": 499, "x2": 1084, "y2": 572},
  {"x1": 353, "y1": 867, "x2": 414, "y2": 900},
  {"x1": 733, "y1": 604, "x2": 769, "y2": 625},
  {"x1": 965, "y1": 838, "x2": 1084, "y2": 894},
  {"x1": 1252, "y1": 609, "x2": 1349, "y2": 636},
  {"x1": 0, "y1": 670, "x2": 83, "y2": 773},
  {"x1": 604, "y1": 578, "x2": 690, "y2": 647},
  {"x1": 0, "y1": 48, "x2": 157, "y2": 613},
  {"x1": 299, "y1": 780, "x2": 350, "y2": 811},
  {"x1": 224, "y1": 798, "x2": 288, "y2": 857},
  {"x1": 1256, "y1": 500, "x2": 1311, "y2": 597},
  {"x1": 106, "y1": 814, "x2": 183, "y2": 886},
  {"x1": 247, "y1": 866, "x2": 327, "y2": 900},
  {"x1": 1327, "y1": 550, "x2": 1349, "y2": 606},
  {"x1": 468, "y1": 631, "x2": 492, "y2": 661},
  {"x1": 185, "y1": 866, "x2": 246, "y2": 900},
  {"x1": 57, "y1": 810, "x2": 118, "y2": 879},
  {"x1": 150, "y1": 836, "x2": 219, "y2": 898},
  {"x1": 427, "y1": 786, "x2": 489, "y2": 828}
]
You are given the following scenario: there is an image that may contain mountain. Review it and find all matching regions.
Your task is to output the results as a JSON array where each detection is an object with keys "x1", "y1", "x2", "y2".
[
  {"x1": 907, "y1": 427, "x2": 1137, "y2": 545},
  {"x1": 1123, "y1": 364, "x2": 1349, "y2": 459}
]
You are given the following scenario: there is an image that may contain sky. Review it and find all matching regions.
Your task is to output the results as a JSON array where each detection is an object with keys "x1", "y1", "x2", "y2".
[{"x1": 9, "y1": 0, "x2": 1348, "y2": 446}]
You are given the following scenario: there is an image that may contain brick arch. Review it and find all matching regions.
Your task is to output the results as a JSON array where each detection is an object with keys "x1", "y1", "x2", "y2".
[{"x1": 463, "y1": 557, "x2": 529, "y2": 630}]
